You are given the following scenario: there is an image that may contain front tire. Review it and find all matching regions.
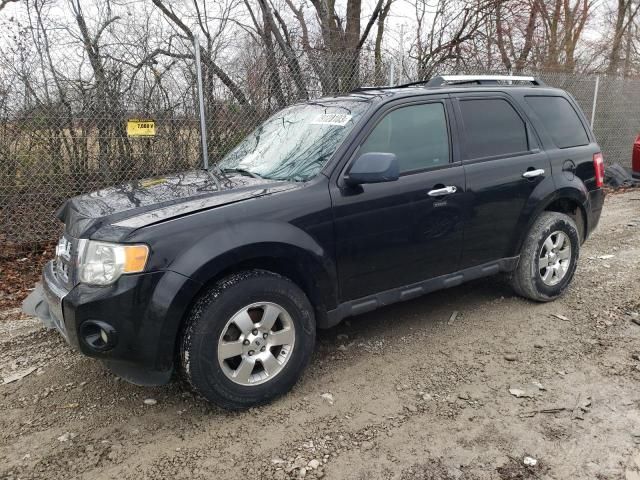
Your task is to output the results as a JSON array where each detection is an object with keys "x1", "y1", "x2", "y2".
[
  {"x1": 511, "y1": 212, "x2": 580, "y2": 302},
  {"x1": 180, "y1": 270, "x2": 315, "y2": 410}
]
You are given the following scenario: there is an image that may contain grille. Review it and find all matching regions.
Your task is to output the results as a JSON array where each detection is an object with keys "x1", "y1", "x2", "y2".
[{"x1": 53, "y1": 235, "x2": 79, "y2": 288}]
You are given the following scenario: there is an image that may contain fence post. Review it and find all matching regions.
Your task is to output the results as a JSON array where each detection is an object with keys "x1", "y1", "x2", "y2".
[
  {"x1": 590, "y1": 75, "x2": 600, "y2": 130},
  {"x1": 389, "y1": 63, "x2": 395, "y2": 86},
  {"x1": 193, "y1": 35, "x2": 209, "y2": 171}
]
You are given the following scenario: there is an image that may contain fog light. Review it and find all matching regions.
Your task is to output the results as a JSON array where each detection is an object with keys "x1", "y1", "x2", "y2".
[{"x1": 79, "y1": 320, "x2": 117, "y2": 352}]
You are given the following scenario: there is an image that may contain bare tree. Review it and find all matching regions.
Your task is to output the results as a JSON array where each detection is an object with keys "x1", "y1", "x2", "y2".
[
  {"x1": 284, "y1": 0, "x2": 386, "y2": 92},
  {"x1": 607, "y1": 0, "x2": 640, "y2": 73},
  {"x1": 150, "y1": 0, "x2": 248, "y2": 105},
  {"x1": 493, "y1": 0, "x2": 592, "y2": 72},
  {"x1": 0, "y1": 0, "x2": 19, "y2": 12},
  {"x1": 410, "y1": 0, "x2": 493, "y2": 79},
  {"x1": 70, "y1": 0, "x2": 124, "y2": 174},
  {"x1": 537, "y1": 0, "x2": 592, "y2": 71},
  {"x1": 283, "y1": 0, "x2": 332, "y2": 92},
  {"x1": 495, "y1": 0, "x2": 539, "y2": 71},
  {"x1": 243, "y1": 0, "x2": 287, "y2": 107},
  {"x1": 623, "y1": 4, "x2": 639, "y2": 74},
  {"x1": 374, "y1": 0, "x2": 394, "y2": 84},
  {"x1": 254, "y1": 0, "x2": 308, "y2": 99}
]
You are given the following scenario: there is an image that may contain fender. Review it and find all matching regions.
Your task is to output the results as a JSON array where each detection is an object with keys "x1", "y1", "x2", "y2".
[
  {"x1": 169, "y1": 220, "x2": 338, "y2": 314},
  {"x1": 509, "y1": 179, "x2": 590, "y2": 257}
]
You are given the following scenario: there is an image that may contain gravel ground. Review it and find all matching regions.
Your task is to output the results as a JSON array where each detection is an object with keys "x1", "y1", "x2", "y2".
[{"x1": 1, "y1": 191, "x2": 640, "y2": 480}]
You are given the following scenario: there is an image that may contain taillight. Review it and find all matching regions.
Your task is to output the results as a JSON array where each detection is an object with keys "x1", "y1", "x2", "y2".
[
  {"x1": 633, "y1": 135, "x2": 640, "y2": 175},
  {"x1": 593, "y1": 152, "x2": 604, "y2": 188}
]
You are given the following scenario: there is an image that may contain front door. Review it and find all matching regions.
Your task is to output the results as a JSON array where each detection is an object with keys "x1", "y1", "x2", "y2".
[{"x1": 330, "y1": 99, "x2": 466, "y2": 302}]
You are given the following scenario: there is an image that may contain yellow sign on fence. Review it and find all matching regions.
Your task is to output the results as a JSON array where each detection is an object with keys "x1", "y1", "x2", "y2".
[{"x1": 127, "y1": 119, "x2": 156, "y2": 137}]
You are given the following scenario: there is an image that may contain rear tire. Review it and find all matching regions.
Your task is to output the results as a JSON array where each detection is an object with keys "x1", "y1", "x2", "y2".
[
  {"x1": 511, "y1": 212, "x2": 580, "y2": 302},
  {"x1": 180, "y1": 270, "x2": 315, "y2": 410}
]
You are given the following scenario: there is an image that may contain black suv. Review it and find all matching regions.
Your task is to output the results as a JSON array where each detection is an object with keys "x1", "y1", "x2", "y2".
[{"x1": 25, "y1": 75, "x2": 605, "y2": 409}]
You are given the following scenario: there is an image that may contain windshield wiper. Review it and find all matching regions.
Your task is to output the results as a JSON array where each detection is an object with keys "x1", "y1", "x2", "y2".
[
  {"x1": 201, "y1": 166, "x2": 225, "y2": 191},
  {"x1": 221, "y1": 168, "x2": 263, "y2": 179}
]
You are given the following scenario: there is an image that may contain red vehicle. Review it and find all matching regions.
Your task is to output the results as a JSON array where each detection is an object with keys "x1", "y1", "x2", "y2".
[{"x1": 634, "y1": 133, "x2": 640, "y2": 179}]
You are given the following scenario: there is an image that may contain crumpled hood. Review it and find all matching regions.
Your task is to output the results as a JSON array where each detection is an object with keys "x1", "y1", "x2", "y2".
[{"x1": 57, "y1": 170, "x2": 296, "y2": 238}]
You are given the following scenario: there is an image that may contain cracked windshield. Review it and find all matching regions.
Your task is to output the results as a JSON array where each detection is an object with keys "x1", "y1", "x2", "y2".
[{"x1": 219, "y1": 100, "x2": 370, "y2": 181}]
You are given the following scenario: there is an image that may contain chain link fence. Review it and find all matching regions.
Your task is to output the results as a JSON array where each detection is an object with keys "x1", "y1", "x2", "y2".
[{"x1": 1, "y1": 46, "x2": 639, "y2": 256}]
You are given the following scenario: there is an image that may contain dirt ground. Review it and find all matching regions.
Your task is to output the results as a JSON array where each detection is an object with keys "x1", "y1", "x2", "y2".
[{"x1": 1, "y1": 191, "x2": 639, "y2": 480}]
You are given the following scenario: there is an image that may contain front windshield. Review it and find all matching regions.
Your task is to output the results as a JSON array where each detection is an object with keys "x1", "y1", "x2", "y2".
[{"x1": 218, "y1": 100, "x2": 370, "y2": 181}]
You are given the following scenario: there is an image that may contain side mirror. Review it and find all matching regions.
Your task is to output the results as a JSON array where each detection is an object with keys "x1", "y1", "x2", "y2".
[{"x1": 344, "y1": 152, "x2": 399, "y2": 186}]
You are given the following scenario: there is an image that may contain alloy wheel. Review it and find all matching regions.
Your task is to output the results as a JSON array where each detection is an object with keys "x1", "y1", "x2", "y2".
[
  {"x1": 538, "y1": 230, "x2": 572, "y2": 286},
  {"x1": 217, "y1": 302, "x2": 295, "y2": 386}
]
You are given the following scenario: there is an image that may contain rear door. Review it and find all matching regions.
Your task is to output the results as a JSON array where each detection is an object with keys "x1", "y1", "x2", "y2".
[
  {"x1": 330, "y1": 97, "x2": 466, "y2": 301},
  {"x1": 523, "y1": 94, "x2": 598, "y2": 189},
  {"x1": 451, "y1": 93, "x2": 553, "y2": 267}
]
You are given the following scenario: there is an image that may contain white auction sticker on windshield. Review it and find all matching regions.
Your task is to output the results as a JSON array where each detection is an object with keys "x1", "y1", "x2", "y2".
[{"x1": 311, "y1": 113, "x2": 352, "y2": 126}]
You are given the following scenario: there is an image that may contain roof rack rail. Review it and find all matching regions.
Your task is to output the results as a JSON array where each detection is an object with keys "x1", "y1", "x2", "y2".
[
  {"x1": 425, "y1": 75, "x2": 545, "y2": 87},
  {"x1": 388, "y1": 79, "x2": 433, "y2": 89},
  {"x1": 349, "y1": 85, "x2": 391, "y2": 93},
  {"x1": 390, "y1": 75, "x2": 545, "y2": 89},
  {"x1": 349, "y1": 75, "x2": 545, "y2": 93}
]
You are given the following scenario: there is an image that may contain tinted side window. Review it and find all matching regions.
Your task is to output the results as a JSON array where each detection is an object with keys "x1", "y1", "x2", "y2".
[
  {"x1": 525, "y1": 96, "x2": 589, "y2": 148},
  {"x1": 459, "y1": 98, "x2": 529, "y2": 159},
  {"x1": 360, "y1": 103, "x2": 450, "y2": 173}
]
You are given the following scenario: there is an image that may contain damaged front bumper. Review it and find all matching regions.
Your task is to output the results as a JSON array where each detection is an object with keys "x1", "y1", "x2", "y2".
[
  {"x1": 22, "y1": 260, "x2": 203, "y2": 387},
  {"x1": 22, "y1": 261, "x2": 70, "y2": 341}
]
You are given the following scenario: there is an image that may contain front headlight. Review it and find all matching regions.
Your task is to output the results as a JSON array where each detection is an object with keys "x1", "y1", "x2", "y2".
[{"x1": 78, "y1": 241, "x2": 149, "y2": 286}]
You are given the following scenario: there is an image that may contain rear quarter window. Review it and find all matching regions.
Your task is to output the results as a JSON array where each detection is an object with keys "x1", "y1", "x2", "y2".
[{"x1": 525, "y1": 96, "x2": 589, "y2": 149}]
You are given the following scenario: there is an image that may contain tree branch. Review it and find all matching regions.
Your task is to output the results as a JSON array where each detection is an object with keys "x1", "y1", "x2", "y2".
[
  {"x1": 357, "y1": 0, "x2": 385, "y2": 50},
  {"x1": 0, "y1": 0, "x2": 18, "y2": 12},
  {"x1": 151, "y1": 0, "x2": 249, "y2": 105}
]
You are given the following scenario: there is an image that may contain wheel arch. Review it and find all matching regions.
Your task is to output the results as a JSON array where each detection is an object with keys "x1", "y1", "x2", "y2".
[
  {"x1": 169, "y1": 220, "x2": 338, "y2": 329},
  {"x1": 544, "y1": 196, "x2": 587, "y2": 243},
  {"x1": 511, "y1": 186, "x2": 589, "y2": 256},
  {"x1": 191, "y1": 244, "x2": 337, "y2": 321}
]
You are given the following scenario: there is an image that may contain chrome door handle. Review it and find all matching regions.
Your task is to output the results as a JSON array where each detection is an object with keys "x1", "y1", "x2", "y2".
[
  {"x1": 522, "y1": 168, "x2": 545, "y2": 178},
  {"x1": 428, "y1": 186, "x2": 457, "y2": 197}
]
